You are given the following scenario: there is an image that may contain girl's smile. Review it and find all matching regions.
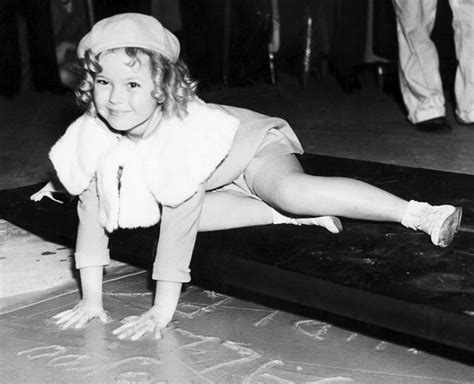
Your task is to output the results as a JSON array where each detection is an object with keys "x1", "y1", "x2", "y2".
[{"x1": 94, "y1": 49, "x2": 160, "y2": 140}]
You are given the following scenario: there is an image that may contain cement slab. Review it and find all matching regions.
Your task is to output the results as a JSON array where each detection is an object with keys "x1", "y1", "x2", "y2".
[{"x1": 1, "y1": 271, "x2": 473, "y2": 384}]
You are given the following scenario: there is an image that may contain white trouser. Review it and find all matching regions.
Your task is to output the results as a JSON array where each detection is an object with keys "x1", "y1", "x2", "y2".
[{"x1": 393, "y1": 0, "x2": 474, "y2": 124}]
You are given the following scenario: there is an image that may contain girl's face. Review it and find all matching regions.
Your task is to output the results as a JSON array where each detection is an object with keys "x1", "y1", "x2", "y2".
[{"x1": 94, "y1": 49, "x2": 159, "y2": 138}]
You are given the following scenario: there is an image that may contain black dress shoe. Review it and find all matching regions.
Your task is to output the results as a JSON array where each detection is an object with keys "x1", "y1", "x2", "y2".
[{"x1": 415, "y1": 117, "x2": 452, "y2": 132}]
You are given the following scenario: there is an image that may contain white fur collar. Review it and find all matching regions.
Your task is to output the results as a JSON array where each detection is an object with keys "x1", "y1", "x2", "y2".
[{"x1": 49, "y1": 99, "x2": 239, "y2": 232}]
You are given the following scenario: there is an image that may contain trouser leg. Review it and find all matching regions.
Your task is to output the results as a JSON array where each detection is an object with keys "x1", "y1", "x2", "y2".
[
  {"x1": 449, "y1": 0, "x2": 474, "y2": 123},
  {"x1": 393, "y1": 0, "x2": 445, "y2": 123},
  {"x1": 0, "y1": 0, "x2": 21, "y2": 96},
  {"x1": 23, "y1": 0, "x2": 63, "y2": 92}
]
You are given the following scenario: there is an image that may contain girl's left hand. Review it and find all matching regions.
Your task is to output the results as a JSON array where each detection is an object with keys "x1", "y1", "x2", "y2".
[
  {"x1": 112, "y1": 308, "x2": 173, "y2": 341},
  {"x1": 30, "y1": 180, "x2": 64, "y2": 204}
]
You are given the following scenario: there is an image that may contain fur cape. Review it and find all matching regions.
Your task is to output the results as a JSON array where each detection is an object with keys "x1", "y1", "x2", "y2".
[{"x1": 49, "y1": 100, "x2": 239, "y2": 232}]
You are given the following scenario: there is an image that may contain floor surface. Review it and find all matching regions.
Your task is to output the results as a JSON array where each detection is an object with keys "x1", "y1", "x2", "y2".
[{"x1": 1, "y1": 71, "x2": 473, "y2": 383}]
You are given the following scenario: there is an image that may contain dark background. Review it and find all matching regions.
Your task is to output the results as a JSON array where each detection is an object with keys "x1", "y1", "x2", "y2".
[{"x1": 0, "y1": 0, "x2": 457, "y2": 95}]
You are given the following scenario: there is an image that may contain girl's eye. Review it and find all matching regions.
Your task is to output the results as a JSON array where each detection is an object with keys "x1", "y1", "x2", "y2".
[
  {"x1": 128, "y1": 82, "x2": 140, "y2": 89},
  {"x1": 95, "y1": 78, "x2": 109, "y2": 86}
]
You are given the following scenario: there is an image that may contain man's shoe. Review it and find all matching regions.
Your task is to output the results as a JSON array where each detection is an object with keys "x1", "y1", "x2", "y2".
[{"x1": 415, "y1": 117, "x2": 452, "y2": 132}]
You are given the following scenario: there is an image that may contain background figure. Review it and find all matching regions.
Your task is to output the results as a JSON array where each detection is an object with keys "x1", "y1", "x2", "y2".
[
  {"x1": 0, "y1": 0, "x2": 63, "y2": 95},
  {"x1": 21, "y1": 0, "x2": 64, "y2": 93},
  {"x1": 328, "y1": 0, "x2": 368, "y2": 93},
  {"x1": 393, "y1": 0, "x2": 474, "y2": 132},
  {"x1": 276, "y1": 0, "x2": 369, "y2": 92},
  {"x1": 0, "y1": 0, "x2": 90, "y2": 96},
  {"x1": 180, "y1": 0, "x2": 269, "y2": 87},
  {"x1": 51, "y1": 0, "x2": 90, "y2": 89},
  {"x1": 0, "y1": 0, "x2": 21, "y2": 96}
]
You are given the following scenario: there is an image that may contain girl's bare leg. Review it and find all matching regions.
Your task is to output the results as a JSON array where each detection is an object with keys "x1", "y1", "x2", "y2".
[
  {"x1": 251, "y1": 154, "x2": 462, "y2": 247},
  {"x1": 198, "y1": 154, "x2": 460, "y2": 247},
  {"x1": 199, "y1": 191, "x2": 273, "y2": 231},
  {"x1": 252, "y1": 154, "x2": 408, "y2": 222},
  {"x1": 197, "y1": 153, "x2": 407, "y2": 231}
]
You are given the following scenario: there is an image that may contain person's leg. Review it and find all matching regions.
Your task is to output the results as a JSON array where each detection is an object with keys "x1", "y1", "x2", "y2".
[
  {"x1": 392, "y1": 0, "x2": 445, "y2": 125},
  {"x1": 252, "y1": 154, "x2": 461, "y2": 247},
  {"x1": 331, "y1": 0, "x2": 368, "y2": 93},
  {"x1": 449, "y1": 0, "x2": 474, "y2": 124},
  {"x1": 198, "y1": 189, "x2": 341, "y2": 233},
  {"x1": 253, "y1": 154, "x2": 407, "y2": 222},
  {"x1": 198, "y1": 190, "x2": 273, "y2": 231},
  {"x1": 23, "y1": 0, "x2": 63, "y2": 93},
  {"x1": 0, "y1": 0, "x2": 21, "y2": 96}
]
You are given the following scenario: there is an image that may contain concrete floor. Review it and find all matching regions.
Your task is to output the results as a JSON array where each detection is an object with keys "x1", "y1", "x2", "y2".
[{"x1": 1, "y1": 71, "x2": 473, "y2": 383}]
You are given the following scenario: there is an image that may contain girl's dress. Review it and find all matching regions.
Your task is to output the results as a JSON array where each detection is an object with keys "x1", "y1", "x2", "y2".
[{"x1": 49, "y1": 99, "x2": 303, "y2": 282}]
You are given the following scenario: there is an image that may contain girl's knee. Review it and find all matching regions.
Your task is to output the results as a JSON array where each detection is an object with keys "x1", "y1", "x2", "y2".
[{"x1": 256, "y1": 173, "x2": 306, "y2": 213}]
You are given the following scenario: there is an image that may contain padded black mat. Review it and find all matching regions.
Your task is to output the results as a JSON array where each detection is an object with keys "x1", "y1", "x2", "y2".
[{"x1": 1, "y1": 154, "x2": 473, "y2": 352}]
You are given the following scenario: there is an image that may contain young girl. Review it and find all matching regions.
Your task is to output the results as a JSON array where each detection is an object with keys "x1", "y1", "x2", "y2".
[{"x1": 32, "y1": 13, "x2": 462, "y2": 341}]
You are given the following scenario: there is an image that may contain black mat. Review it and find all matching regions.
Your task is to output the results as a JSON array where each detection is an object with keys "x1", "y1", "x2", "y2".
[{"x1": 1, "y1": 154, "x2": 473, "y2": 353}]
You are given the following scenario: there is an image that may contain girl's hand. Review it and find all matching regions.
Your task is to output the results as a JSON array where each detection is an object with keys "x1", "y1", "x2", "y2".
[
  {"x1": 112, "y1": 307, "x2": 173, "y2": 341},
  {"x1": 30, "y1": 181, "x2": 64, "y2": 204},
  {"x1": 52, "y1": 300, "x2": 110, "y2": 329}
]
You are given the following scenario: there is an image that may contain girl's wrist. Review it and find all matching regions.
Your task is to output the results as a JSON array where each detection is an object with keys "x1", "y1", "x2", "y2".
[
  {"x1": 153, "y1": 281, "x2": 182, "y2": 304},
  {"x1": 79, "y1": 266, "x2": 104, "y2": 303},
  {"x1": 80, "y1": 296, "x2": 103, "y2": 308}
]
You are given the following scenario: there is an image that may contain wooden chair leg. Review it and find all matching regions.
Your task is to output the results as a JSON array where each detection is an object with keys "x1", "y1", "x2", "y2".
[
  {"x1": 302, "y1": 7, "x2": 312, "y2": 88},
  {"x1": 222, "y1": 0, "x2": 231, "y2": 85},
  {"x1": 268, "y1": 52, "x2": 276, "y2": 85},
  {"x1": 268, "y1": 0, "x2": 280, "y2": 85}
]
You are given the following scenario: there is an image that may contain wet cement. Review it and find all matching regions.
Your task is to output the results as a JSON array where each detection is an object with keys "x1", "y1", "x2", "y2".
[{"x1": 2, "y1": 271, "x2": 473, "y2": 384}]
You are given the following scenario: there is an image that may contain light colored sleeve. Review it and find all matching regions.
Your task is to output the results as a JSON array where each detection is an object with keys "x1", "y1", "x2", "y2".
[
  {"x1": 75, "y1": 178, "x2": 110, "y2": 269},
  {"x1": 152, "y1": 186, "x2": 205, "y2": 282}
]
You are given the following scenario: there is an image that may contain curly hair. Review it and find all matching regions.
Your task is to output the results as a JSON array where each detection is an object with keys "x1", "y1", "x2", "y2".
[{"x1": 75, "y1": 47, "x2": 197, "y2": 119}]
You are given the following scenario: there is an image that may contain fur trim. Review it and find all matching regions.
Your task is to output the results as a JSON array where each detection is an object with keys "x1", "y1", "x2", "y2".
[
  {"x1": 145, "y1": 100, "x2": 239, "y2": 206},
  {"x1": 49, "y1": 100, "x2": 238, "y2": 231},
  {"x1": 96, "y1": 139, "x2": 161, "y2": 232},
  {"x1": 49, "y1": 115, "x2": 117, "y2": 195}
]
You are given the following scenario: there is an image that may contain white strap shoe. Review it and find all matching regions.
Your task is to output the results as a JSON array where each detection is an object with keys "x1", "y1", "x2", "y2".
[
  {"x1": 401, "y1": 201, "x2": 462, "y2": 247},
  {"x1": 272, "y1": 209, "x2": 343, "y2": 234},
  {"x1": 292, "y1": 216, "x2": 343, "y2": 234}
]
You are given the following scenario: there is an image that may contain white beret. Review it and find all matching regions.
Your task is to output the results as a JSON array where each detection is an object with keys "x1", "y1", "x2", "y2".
[{"x1": 77, "y1": 13, "x2": 180, "y2": 62}]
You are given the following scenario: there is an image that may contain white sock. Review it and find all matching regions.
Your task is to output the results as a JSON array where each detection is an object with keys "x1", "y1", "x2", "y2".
[
  {"x1": 272, "y1": 209, "x2": 300, "y2": 225},
  {"x1": 401, "y1": 200, "x2": 432, "y2": 231}
]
